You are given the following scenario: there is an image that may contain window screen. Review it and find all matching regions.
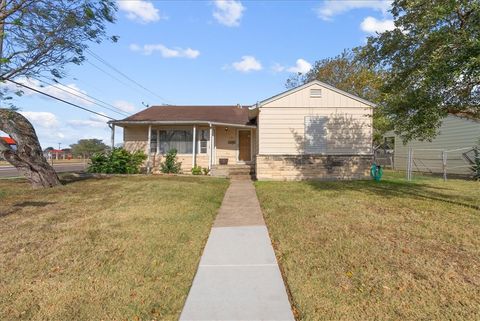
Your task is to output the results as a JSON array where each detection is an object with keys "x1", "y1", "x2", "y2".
[
  {"x1": 150, "y1": 129, "x2": 158, "y2": 154},
  {"x1": 159, "y1": 130, "x2": 193, "y2": 154},
  {"x1": 304, "y1": 116, "x2": 328, "y2": 154}
]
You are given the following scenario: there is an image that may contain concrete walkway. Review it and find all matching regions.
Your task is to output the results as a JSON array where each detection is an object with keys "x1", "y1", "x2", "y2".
[{"x1": 180, "y1": 180, "x2": 295, "y2": 321}]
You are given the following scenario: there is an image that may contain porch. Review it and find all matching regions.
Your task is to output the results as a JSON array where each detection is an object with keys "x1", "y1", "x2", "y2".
[{"x1": 112, "y1": 123, "x2": 257, "y2": 175}]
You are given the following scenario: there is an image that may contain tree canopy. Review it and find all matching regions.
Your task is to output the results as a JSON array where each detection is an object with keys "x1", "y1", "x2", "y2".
[
  {"x1": 0, "y1": 0, "x2": 117, "y2": 187},
  {"x1": 361, "y1": 0, "x2": 480, "y2": 142},
  {"x1": 70, "y1": 139, "x2": 109, "y2": 157}
]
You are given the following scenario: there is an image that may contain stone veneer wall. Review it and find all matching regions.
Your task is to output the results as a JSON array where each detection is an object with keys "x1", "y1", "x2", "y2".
[{"x1": 256, "y1": 154, "x2": 373, "y2": 181}]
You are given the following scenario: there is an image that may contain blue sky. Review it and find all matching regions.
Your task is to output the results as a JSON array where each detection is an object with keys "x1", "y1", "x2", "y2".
[{"x1": 2, "y1": 0, "x2": 394, "y2": 149}]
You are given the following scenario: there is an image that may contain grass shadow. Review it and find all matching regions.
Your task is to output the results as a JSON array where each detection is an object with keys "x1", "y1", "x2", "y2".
[{"x1": 306, "y1": 179, "x2": 480, "y2": 211}]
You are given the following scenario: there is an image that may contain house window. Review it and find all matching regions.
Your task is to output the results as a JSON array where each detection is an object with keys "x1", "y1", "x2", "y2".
[
  {"x1": 198, "y1": 129, "x2": 209, "y2": 154},
  {"x1": 310, "y1": 88, "x2": 322, "y2": 98},
  {"x1": 304, "y1": 116, "x2": 328, "y2": 154},
  {"x1": 159, "y1": 130, "x2": 193, "y2": 154},
  {"x1": 150, "y1": 129, "x2": 158, "y2": 154}
]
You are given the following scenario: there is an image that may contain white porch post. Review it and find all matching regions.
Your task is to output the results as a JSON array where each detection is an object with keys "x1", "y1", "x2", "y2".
[
  {"x1": 146, "y1": 124, "x2": 151, "y2": 174},
  {"x1": 208, "y1": 124, "x2": 213, "y2": 169},
  {"x1": 110, "y1": 124, "x2": 115, "y2": 150},
  {"x1": 192, "y1": 125, "x2": 197, "y2": 167}
]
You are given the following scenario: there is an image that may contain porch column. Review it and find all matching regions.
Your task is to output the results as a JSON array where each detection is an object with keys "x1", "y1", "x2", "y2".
[
  {"x1": 208, "y1": 124, "x2": 213, "y2": 169},
  {"x1": 146, "y1": 124, "x2": 151, "y2": 174},
  {"x1": 110, "y1": 124, "x2": 115, "y2": 150},
  {"x1": 192, "y1": 125, "x2": 197, "y2": 167}
]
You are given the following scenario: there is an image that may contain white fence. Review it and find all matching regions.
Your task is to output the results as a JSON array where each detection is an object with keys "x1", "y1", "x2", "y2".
[{"x1": 406, "y1": 147, "x2": 479, "y2": 181}]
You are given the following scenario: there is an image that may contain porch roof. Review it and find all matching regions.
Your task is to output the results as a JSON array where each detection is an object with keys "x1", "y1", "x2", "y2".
[{"x1": 110, "y1": 105, "x2": 257, "y2": 127}]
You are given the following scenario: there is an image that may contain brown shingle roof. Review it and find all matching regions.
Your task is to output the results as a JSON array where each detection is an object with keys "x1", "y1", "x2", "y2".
[{"x1": 114, "y1": 105, "x2": 255, "y2": 126}]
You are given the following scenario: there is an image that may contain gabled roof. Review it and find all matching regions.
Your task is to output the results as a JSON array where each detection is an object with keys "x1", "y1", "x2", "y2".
[
  {"x1": 111, "y1": 105, "x2": 256, "y2": 127},
  {"x1": 258, "y1": 80, "x2": 377, "y2": 108}
]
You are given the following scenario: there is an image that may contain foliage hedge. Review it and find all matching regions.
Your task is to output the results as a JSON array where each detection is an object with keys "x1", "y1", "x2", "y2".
[{"x1": 88, "y1": 148, "x2": 146, "y2": 174}]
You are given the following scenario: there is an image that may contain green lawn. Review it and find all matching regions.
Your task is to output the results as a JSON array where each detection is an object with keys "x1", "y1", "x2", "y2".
[
  {"x1": 256, "y1": 172, "x2": 480, "y2": 321},
  {"x1": 0, "y1": 175, "x2": 228, "y2": 320}
]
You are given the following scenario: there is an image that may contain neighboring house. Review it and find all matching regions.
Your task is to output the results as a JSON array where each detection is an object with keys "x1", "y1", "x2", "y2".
[
  {"x1": 384, "y1": 115, "x2": 480, "y2": 175},
  {"x1": 44, "y1": 149, "x2": 72, "y2": 160},
  {"x1": 110, "y1": 81, "x2": 375, "y2": 180}
]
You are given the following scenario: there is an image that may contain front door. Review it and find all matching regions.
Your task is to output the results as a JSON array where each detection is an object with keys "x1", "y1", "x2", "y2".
[{"x1": 238, "y1": 130, "x2": 251, "y2": 162}]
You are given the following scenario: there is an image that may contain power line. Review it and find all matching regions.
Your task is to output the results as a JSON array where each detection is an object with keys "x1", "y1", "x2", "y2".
[
  {"x1": 6, "y1": 79, "x2": 115, "y2": 120},
  {"x1": 85, "y1": 48, "x2": 172, "y2": 104},
  {"x1": 33, "y1": 76, "x2": 130, "y2": 117}
]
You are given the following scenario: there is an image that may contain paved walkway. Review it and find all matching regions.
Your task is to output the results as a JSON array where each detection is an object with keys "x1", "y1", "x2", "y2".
[{"x1": 180, "y1": 179, "x2": 295, "y2": 321}]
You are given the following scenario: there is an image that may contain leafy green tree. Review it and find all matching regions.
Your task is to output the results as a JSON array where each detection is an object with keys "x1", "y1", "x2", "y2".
[
  {"x1": 361, "y1": 0, "x2": 479, "y2": 142},
  {"x1": 70, "y1": 139, "x2": 109, "y2": 158},
  {"x1": 287, "y1": 49, "x2": 391, "y2": 144},
  {"x1": 0, "y1": 0, "x2": 117, "y2": 188}
]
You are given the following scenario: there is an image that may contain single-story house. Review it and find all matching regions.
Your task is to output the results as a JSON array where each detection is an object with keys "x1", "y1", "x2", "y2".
[
  {"x1": 384, "y1": 115, "x2": 480, "y2": 176},
  {"x1": 109, "y1": 80, "x2": 375, "y2": 180}
]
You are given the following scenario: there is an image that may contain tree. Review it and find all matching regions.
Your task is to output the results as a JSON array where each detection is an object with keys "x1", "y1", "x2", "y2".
[
  {"x1": 361, "y1": 0, "x2": 479, "y2": 142},
  {"x1": 0, "y1": 110, "x2": 60, "y2": 187},
  {"x1": 286, "y1": 49, "x2": 391, "y2": 144},
  {"x1": 70, "y1": 139, "x2": 109, "y2": 158},
  {"x1": 0, "y1": 0, "x2": 117, "y2": 188}
]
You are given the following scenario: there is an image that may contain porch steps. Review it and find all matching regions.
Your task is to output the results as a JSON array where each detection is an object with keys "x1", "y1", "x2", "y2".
[{"x1": 211, "y1": 164, "x2": 255, "y2": 180}]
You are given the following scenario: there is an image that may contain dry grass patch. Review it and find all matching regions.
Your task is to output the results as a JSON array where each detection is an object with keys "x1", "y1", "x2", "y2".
[
  {"x1": 0, "y1": 175, "x2": 228, "y2": 320},
  {"x1": 255, "y1": 172, "x2": 480, "y2": 321}
]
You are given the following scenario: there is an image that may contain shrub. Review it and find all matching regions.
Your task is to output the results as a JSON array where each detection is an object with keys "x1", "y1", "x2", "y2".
[
  {"x1": 160, "y1": 149, "x2": 182, "y2": 174},
  {"x1": 88, "y1": 148, "x2": 146, "y2": 174},
  {"x1": 191, "y1": 165, "x2": 202, "y2": 175},
  {"x1": 202, "y1": 167, "x2": 210, "y2": 175}
]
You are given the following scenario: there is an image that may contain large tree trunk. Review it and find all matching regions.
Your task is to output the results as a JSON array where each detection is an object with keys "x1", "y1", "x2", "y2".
[{"x1": 0, "y1": 108, "x2": 61, "y2": 188}]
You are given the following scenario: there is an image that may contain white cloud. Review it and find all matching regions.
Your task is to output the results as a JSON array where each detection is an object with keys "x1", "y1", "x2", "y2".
[
  {"x1": 2, "y1": 77, "x2": 93, "y2": 106},
  {"x1": 129, "y1": 43, "x2": 200, "y2": 59},
  {"x1": 20, "y1": 111, "x2": 59, "y2": 128},
  {"x1": 117, "y1": 0, "x2": 161, "y2": 24},
  {"x1": 316, "y1": 0, "x2": 391, "y2": 21},
  {"x1": 231, "y1": 56, "x2": 262, "y2": 72},
  {"x1": 271, "y1": 63, "x2": 285, "y2": 73},
  {"x1": 287, "y1": 59, "x2": 312, "y2": 74},
  {"x1": 213, "y1": 0, "x2": 245, "y2": 27},
  {"x1": 271, "y1": 59, "x2": 312, "y2": 74},
  {"x1": 360, "y1": 16, "x2": 395, "y2": 33},
  {"x1": 113, "y1": 100, "x2": 137, "y2": 113},
  {"x1": 68, "y1": 114, "x2": 108, "y2": 129}
]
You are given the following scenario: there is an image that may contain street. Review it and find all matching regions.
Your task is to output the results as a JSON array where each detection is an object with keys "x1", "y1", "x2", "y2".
[{"x1": 0, "y1": 162, "x2": 87, "y2": 178}]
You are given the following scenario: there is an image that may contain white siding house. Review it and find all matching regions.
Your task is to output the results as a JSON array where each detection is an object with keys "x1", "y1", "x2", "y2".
[{"x1": 385, "y1": 115, "x2": 480, "y2": 175}]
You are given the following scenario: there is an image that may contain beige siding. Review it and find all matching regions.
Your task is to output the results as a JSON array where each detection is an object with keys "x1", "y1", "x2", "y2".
[
  {"x1": 123, "y1": 125, "x2": 148, "y2": 153},
  {"x1": 259, "y1": 83, "x2": 373, "y2": 155},
  {"x1": 390, "y1": 116, "x2": 480, "y2": 175},
  {"x1": 214, "y1": 126, "x2": 238, "y2": 164}
]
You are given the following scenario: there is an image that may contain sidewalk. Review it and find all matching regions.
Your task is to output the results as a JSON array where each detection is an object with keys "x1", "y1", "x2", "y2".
[{"x1": 180, "y1": 179, "x2": 295, "y2": 321}]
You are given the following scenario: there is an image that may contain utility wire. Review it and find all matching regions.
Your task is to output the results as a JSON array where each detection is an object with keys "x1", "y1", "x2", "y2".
[
  {"x1": 33, "y1": 76, "x2": 130, "y2": 117},
  {"x1": 6, "y1": 79, "x2": 115, "y2": 120},
  {"x1": 85, "y1": 48, "x2": 172, "y2": 104}
]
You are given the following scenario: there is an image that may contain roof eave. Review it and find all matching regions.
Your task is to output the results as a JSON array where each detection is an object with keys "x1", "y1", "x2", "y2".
[
  {"x1": 257, "y1": 80, "x2": 377, "y2": 108},
  {"x1": 109, "y1": 120, "x2": 256, "y2": 128}
]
